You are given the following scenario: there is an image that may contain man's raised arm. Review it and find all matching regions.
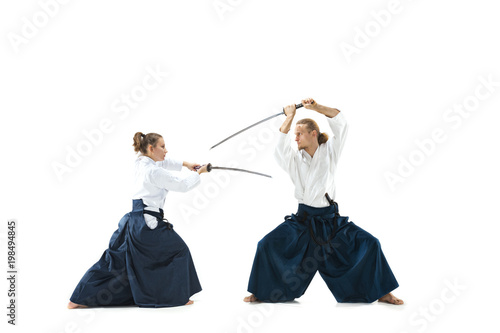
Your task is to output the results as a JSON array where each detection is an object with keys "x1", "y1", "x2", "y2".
[
  {"x1": 279, "y1": 104, "x2": 297, "y2": 133},
  {"x1": 302, "y1": 97, "x2": 340, "y2": 118}
]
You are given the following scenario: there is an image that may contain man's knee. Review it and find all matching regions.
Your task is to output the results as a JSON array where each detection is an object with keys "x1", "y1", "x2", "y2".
[
  {"x1": 257, "y1": 237, "x2": 269, "y2": 252},
  {"x1": 364, "y1": 234, "x2": 381, "y2": 250},
  {"x1": 353, "y1": 227, "x2": 380, "y2": 249}
]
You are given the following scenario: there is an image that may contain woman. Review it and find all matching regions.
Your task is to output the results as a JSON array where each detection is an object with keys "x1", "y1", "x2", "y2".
[{"x1": 68, "y1": 132, "x2": 208, "y2": 308}]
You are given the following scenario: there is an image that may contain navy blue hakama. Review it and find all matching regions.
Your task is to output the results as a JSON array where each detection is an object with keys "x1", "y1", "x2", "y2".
[
  {"x1": 70, "y1": 199, "x2": 201, "y2": 307},
  {"x1": 247, "y1": 203, "x2": 399, "y2": 303}
]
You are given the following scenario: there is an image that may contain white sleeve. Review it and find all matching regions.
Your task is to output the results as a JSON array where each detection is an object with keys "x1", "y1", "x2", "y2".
[
  {"x1": 274, "y1": 131, "x2": 296, "y2": 173},
  {"x1": 145, "y1": 167, "x2": 201, "y2": 192},
  {"x1": 156, "y1": 157, "x2": 183, "y2": 171},
  {"x1": 144, "y1": 214, "x2": 158, "y2": 229},
  {"x1": 326, "y1": 112, "x2": 349, "y2": 162}
]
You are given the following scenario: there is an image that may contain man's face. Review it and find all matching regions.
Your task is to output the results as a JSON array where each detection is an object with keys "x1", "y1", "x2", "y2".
[{"x1": 294, "y1": 124, "x2": 316, "y2": 151}]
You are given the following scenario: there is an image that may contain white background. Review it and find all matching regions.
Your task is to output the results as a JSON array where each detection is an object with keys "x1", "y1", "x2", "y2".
[{"x1": 1, "y1": 0, "x2": 499, "y2": 332}]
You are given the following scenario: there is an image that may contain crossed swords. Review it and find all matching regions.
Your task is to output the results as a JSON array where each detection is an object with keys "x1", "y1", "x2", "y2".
[{"x1": 200, "y1": 103, "x2": 304, "y2": 178}]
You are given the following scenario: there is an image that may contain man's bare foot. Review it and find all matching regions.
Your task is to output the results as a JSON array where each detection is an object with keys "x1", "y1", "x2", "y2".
[
  {"x1": 186, "y1": 300, "x2": 194, "y2": 305},
  {"x1": 378, "y1": 292, "x2": 404, "y2": 305},
  {"x1": 67, "y1": 301, "x2": 88, "y2": 309},
  {"x1": 243, "y1": 294, "x2": 259, "y2": 302}
]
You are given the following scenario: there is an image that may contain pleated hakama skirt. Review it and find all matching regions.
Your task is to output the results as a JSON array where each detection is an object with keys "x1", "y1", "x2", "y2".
[
  {"x1": 70, "y1": 199, "x2": 201, "y2": 307},
  {"x1": 247, "y1": 203, "x2": 399, "y2": 303}
]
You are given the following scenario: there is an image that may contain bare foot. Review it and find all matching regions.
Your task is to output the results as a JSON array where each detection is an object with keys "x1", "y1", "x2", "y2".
[
  {"x1": 378, "y1": 292, "x2": 404, "y2": 305},
  {"x1": 186, "y1": 300, "x2": 194, "y2": 305},
  {"x1": 67, "y1": 301, "x2": 88, "y2": 309},
  {"x1": 243, "y1": 294, "x2": 259, "y2": 302}
]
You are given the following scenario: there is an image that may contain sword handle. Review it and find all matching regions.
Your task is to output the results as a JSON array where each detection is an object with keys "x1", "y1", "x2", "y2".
[
  {"x1": 194, "y1": 164, "x2": 211, "y2": 172},
  {"x1": 282, "y1": 103, "x2": 304, "y2": 113}
]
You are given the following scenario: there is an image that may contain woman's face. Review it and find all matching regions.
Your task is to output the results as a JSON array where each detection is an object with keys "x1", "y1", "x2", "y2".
[{"x1": 149, "y1": 137, "x2": 167, "y2": 162}]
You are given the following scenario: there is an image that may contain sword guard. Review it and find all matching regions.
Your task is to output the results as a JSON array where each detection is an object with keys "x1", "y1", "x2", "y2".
[{"x1": 207, "y1": 163, "x2": 212, "y2": 172}]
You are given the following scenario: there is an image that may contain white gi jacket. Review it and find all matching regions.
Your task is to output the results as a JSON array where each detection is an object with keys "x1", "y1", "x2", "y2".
[
  {"x1": 274, "y1": 112, "x2": 348, "y2": 208},
  {"x1": 132, "y1": 155, "x2": 200, "y2": 229}
]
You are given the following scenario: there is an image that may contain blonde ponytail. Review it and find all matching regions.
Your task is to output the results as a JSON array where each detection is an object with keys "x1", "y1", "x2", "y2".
[{"x1": 318, "y1": 132, "x2": 329, "y2": 145}]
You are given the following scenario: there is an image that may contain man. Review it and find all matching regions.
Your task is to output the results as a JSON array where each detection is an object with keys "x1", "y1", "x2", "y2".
[{"x1": 244, "y1": 98, "x2": 403, "y2": 305}]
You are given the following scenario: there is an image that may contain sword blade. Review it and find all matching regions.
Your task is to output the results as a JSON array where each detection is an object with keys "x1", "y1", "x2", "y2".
[
  {"x1": 211, "y1": 166, "x2": 272, "y2": 178},
  {"x1": 209, "y1": 111, "x2": 284, "y2": 150}
]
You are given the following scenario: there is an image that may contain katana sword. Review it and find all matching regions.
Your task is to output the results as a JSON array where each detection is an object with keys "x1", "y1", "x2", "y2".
[
  {"x1": 194, "y1": 163, "x2": 272, "y2": 178},
  {"x1": 209, "y1": 103, "x2": 304, "y2": 150}
]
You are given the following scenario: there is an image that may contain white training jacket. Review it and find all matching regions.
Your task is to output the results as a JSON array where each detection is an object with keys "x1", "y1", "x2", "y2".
[
  {"x1": 132, "y1": 155, "x2": 200, "y2": 229},
  {"x1": 274, "y1": 112, "x2": 348, "y2": 208}
]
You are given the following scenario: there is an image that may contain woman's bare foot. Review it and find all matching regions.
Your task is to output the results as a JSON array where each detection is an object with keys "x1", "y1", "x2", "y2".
[
  {"x1": 67, "y1": 301, "x2": 88, "y2": 309},
  {"x1": 186, "y1": 300, "x2": 194, "y2": 305},
  {"x1": 378, "y1": 292, "x2": 404, "y2": 305},
  {"x1": 243, "y1": 294, "x2": 259, "y2": 302}
]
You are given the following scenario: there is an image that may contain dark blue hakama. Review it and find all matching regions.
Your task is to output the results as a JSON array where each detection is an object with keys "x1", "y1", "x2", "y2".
[
  {"x1": 70, "y1": 199, "x2": 201, "y2": 307},
  {"x1": 247, "y1": 203, "x2": 399, "y2": 303}
]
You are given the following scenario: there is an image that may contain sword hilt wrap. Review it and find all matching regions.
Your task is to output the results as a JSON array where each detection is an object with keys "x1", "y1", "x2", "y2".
[
  {"x1": 283, "y1": 103, "x2": 304, "y2": 113},
  {"x1": 194, "y1": 163, "x2": 212, "y2": 172}
]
